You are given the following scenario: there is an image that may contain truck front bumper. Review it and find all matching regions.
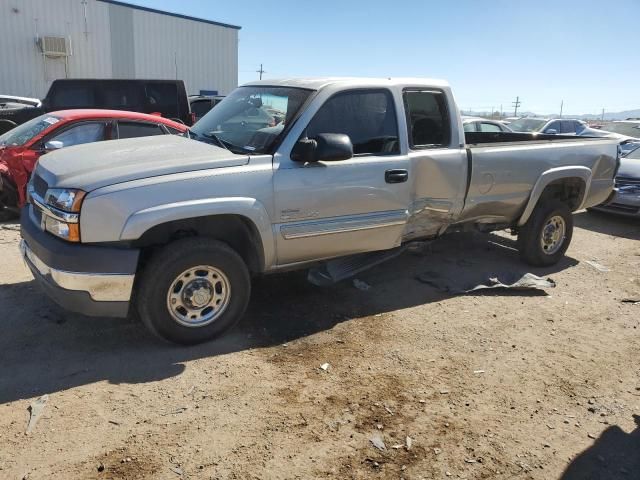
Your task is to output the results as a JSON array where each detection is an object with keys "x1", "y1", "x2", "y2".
[{"x1": 20, "y1": 207, "x2": 139, "y2": 318}]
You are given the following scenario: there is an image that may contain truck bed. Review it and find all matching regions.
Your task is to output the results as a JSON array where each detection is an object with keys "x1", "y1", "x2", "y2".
[
  {"x1": 458, "y1": 133, "x2": 619, "y2": 225},
  {"x1": 465, "y1": 131, "x2": 602, "y2": 145}
]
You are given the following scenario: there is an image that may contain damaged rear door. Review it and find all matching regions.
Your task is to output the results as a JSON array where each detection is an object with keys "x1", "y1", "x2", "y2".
[{"x1": 401, "y1": 89, "x2": 468, "y2": 241}]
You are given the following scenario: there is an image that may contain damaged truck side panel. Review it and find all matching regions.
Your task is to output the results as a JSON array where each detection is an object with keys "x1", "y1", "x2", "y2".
[{"x1": 21, "y1": 77, "x2": 618, "y2": 344}]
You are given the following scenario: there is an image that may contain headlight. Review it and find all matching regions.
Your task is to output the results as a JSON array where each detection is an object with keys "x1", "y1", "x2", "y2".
[
  {"x1": 44, "y1": 216, "x2": 80, "y2": 242},
  {"x1": 45, "y1": 188, "x2": 86, "y2": 213},
  {"x1": 41, "y1": 188, "x2": 85, "y2": 242}
]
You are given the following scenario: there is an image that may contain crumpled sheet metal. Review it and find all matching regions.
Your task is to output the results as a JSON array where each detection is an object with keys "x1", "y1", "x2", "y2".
[{"x1": 416, "y1": 271, "x2": 556, "y2": 294}]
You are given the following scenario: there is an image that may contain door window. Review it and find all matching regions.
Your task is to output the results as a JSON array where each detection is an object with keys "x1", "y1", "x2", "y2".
[
  {"x1": 561, "y1": 120, "x2": 577, "y2": 134},
  {"x1": 50, "y1": 85, "x2": 95, "y2": 108},
  {"x1": 117, "y1": 121, "x2": 163, "y2": 139},
  {"x1": 545, "y1": 121, "x2": 561, "y2": 133},
  {"x1": 403, "y1": 90, "x2": 450, "y2": 148},
  {"x1": 463, "y1": 122, "x2": 478, "y2": 132},
  {"x1": 50, "y1": 122, "x2": 106, "y2": 147},
  {"x1": 102, "y1": 83, "x2": 144, "y2": 109},
  {"x1": 480, "y1": 122, "x2": 502, "y2": 132},
  {"x1": 306, "y1": 89, "x2": 399, "y2": 155}
]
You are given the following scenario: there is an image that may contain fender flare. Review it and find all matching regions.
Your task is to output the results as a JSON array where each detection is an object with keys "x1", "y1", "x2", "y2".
[
  {"x1": 517, "y1": 166, "x2": 592, "y2": 227},
  {"x1": 120, "y1": 197, "x2": 275, "y2": 270}
]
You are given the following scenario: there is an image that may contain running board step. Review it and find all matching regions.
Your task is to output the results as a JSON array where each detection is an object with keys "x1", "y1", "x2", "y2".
[{"x1": 307, "y1": 246, "x2": 407, "y2": 286}]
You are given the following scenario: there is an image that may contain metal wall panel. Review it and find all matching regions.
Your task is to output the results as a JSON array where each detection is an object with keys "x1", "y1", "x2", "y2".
[
  {"x1": 131, "y1": 9, "x2": 238, "y2": 95},
  {"x1": 108, "y1": 3, "x2": 135, "y2": 78},
  {"x1": 0, "y1": 0, "x2": 238, "y2": 99},
  {"x1": 0, "y1": 0, "x2": 113, "y2": 98}
]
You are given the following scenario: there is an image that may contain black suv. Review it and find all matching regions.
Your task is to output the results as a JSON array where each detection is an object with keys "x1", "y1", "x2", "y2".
[{"x1": 0, "y1": 79, "x2": 193, "y2": 134}]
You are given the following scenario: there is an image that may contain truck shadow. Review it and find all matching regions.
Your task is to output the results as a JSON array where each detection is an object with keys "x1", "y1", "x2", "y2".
[
  {"x1": 0, "y1": 231, "x2": 576, "y2": 404},
  {"x1": 561, "y1": 415, "x2": 640, "y2": 480},
  {"x1": 573, "y1": 210, "x2": 640, "y2": 241}
]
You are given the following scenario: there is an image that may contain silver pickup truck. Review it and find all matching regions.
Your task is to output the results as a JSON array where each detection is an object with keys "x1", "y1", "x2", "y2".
[{"x1": 20, "y1": 77, "x2": 619, "y2": 344}]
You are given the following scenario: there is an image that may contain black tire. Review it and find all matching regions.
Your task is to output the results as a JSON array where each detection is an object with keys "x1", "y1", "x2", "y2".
[
  {"x1": 0, "y1": 175, "x2": 19, "y2": 219},
  {"x1": 136, "y1": 237, "x2": 251, "y2": 345},
  {"x1": 517, "y1": 199, "x2": 573, "y2": 267},
  {"x1": 0, "y1": 120, "x2": 17, "y2": 136}
]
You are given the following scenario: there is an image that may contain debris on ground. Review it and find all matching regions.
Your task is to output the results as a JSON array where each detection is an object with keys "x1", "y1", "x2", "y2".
[
  {"x1": 370, "y1": 434, "x2": 386, "y2": 451},
  {"x1": 320, "y1": 363, "x2": 330, "y2": 371},
  {"x1": 620, "y1": 297, "x2": 640, "y2": 305},
  {"x1": 352, "y1": 279, "x2": 371, "y2": 291},
  {"x1": 169, "y1": 465, "x2": 183, "y2": 475},
  {"x1": 585, "y1": 260, "x2": 610, "y2": 272},
  {"x1": 26, "y1": 395, "x2": 49, "y2": 434},
  {"x1": 161, "y1": 407, "x2": 187, "y2": 416},
  {"x1": 405, "y1": 436, "x2": 413, "y2": 450},
  {"x1": 416, "y1": 271, "x2": 555, "y2": 294}
]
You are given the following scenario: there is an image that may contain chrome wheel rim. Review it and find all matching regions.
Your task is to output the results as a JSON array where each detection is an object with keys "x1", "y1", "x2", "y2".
[
  {"x1": 166, "y1": 265, "x2": 231, "y2": 327},
  {"x1": 540, "y1": 215, "x2": 566, "y2": 255}
]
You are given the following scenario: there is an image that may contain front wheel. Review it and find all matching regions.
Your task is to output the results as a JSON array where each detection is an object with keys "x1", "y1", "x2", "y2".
[
  {"x1": 517, "y1": 199, "x2": 573, "y2": 267},
  {"x1": 136, "y1": 238, "x2": 251, "y2": 344}
]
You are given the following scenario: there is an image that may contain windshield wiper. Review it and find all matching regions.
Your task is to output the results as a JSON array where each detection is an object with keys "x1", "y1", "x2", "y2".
[
  {"x1": 202, "y1": 131, "x2": 230, "y2": 151},
  {"x1": 202, "y1": 132, "x2": 250, "y2": 155}
]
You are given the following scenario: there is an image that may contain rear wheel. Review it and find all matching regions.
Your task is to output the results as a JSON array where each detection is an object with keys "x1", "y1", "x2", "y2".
[
  {"x1": 136, "y1": 238, "x2": 251, "y2": 344},
  {"x1": 517, "y1": 199, "x2": 573, "y2": 266}
]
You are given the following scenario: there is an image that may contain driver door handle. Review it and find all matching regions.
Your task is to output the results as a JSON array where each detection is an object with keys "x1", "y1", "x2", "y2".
[{"x1": 385, "y1": 169, "x2": 408, "y2": 184}]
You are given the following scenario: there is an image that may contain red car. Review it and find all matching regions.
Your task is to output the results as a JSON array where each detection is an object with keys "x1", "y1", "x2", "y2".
[{"x1": 0, "y1": 109, "x2": 188, "y2": 215}]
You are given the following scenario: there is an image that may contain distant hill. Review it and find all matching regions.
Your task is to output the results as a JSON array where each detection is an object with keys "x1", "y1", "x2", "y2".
[
  {"x1": 462, "y1": 109, "x2": 640, "y2": 121},
  {"x1": 575, "y1": 109, "x2": 640, "y2": 121}
]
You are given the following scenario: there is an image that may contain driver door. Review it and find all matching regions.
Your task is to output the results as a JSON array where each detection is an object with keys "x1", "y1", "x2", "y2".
[{"x1": 273, "y1": 88, "x2": 412, "y2": 266}]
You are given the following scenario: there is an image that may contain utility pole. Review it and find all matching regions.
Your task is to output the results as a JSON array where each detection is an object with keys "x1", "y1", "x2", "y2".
[
  {"x1": 559, "y1": 100, "x2": 563, "y2": 118},
  {"x1": 256, "y1": 64, "x2": 266, "y2": 80},
  {"x1": 512, "y1": 96, "x2": 521, "y2": 117},
  {"x1": 601, "y1": 108, "x2": 605, "y2": 121},
  {"x1": 500, "y1": 104, "x2": 503, "y2": 118}
]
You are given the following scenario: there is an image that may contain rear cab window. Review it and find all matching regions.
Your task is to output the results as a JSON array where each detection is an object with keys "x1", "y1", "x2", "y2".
[
  {"x1": 403, "y1": 90, "x2": 450, "y2": 148},
  {"x1": 305, "y1": 89, "x2": 399, "y2": 155}
]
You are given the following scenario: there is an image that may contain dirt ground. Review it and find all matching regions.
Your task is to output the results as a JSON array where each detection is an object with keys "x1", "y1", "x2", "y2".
[{"x1": 0, "y1": 210, "x2": 639, "y2": 480}]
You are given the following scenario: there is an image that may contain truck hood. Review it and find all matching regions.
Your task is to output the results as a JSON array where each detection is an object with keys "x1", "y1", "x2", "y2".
[{"x1": 36, "y1": 135, "x2": 250, "y2": 191}]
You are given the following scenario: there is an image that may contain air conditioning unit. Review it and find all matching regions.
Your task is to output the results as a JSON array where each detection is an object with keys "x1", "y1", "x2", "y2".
[{"x1": 37, "y1": 36, "x2": 69, "y2": 57}]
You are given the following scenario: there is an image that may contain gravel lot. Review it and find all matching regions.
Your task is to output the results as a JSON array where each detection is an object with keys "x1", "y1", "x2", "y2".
[{"x1": 0, "y1": 211, "x2": 639, "y2": 480}]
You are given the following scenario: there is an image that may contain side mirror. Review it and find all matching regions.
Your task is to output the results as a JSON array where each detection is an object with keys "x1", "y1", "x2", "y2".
[
  {"x1": 44, "y1": 140, "x2": 64, "y2": 151},
  {"x1": 545, "y1": 128, "x2": 558, "y2": 135},
  {"x1": 291, "y1": 133, "x2": 353, "y2": 163}
]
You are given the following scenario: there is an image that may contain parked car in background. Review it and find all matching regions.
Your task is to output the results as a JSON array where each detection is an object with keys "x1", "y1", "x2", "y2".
[
  {"x1": 0, "y1": 110, "x2": 187, "y2": 215},
  {"x1": 462, "y1": 116, "x2": 512, "y2": 133},
  {"x1": 577, "y1": 120, "x2": 640, "y2": 156},
  {"x1": 509, "y1": 118, "x2": 588, "y2": 135},
  {"x1": 598, "y1": 120, "x2": 640, "y2": 140},
  {"x1": 590, "y1": 144, "x2": 640, "y2": 217},
  {"x1": 0, "y1": 79, "x2": 194, "y2": 135},
  {"x1": 19, "y1": 77, "x2": 618, "y2": 344},
  {"x1": 0, "y1": 96, "x2": 43, "y2": 135},
  {"x1": 189, "y1": 95, "x2": 225, "y2": 122}
]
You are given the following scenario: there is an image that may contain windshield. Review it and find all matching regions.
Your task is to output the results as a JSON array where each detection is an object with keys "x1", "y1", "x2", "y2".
[
  {"x1": 508, "y1": 118, "x2": 548, "y2": 132},
  {"x1": 0, "y1": 114, "x2": 61, "y2": 147},
  {"x1": 190, "y1": 86, "x2": 313, "y2": 154},
  {"x1": 600, "y1": 122, "x2": 640, "y2": 139}
]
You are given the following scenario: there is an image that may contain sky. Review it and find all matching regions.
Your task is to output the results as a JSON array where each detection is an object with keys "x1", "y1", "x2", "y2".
[{"x1": 127, "y1": 0, "x2": 639, "y2": 116}]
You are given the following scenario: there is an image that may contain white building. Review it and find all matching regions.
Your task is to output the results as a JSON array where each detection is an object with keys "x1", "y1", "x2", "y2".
[{"x1": 0, "y1": 0, "x2": 240, "y2": 98}]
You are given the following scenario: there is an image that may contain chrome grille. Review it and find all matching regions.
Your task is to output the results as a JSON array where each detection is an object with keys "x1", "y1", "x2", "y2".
[{"x1": 33, "y1": 174, "x2": 48, "y2": 198}]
